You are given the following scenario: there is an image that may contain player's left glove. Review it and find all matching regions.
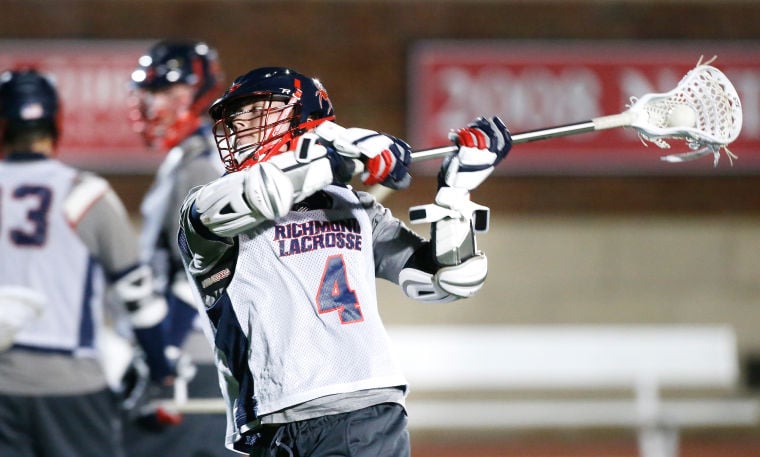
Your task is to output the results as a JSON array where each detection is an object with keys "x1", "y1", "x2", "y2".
[
  {"x1": 315, "y1": 121, "x2": 412, "y2": 189},
  {"x1": 441, "y1": 116, "x2": 512, "y2": 190}
]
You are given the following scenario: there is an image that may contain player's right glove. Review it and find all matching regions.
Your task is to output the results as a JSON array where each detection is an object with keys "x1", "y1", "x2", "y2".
[{"x1": 441, "y1": 116, "x2": 512, "y2": 191}]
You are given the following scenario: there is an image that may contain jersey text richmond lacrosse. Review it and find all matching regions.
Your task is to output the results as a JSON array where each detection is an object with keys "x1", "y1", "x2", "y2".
[{"x1": 273, "y1": 218, "x2": 363, "y2": 257}]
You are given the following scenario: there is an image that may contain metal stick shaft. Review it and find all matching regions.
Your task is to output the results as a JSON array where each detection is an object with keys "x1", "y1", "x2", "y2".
[{"x1": 411, "y1": 120, "x2": 598, "y2": 163}]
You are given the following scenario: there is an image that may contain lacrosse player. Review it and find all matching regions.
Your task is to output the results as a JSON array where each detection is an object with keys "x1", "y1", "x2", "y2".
[
  {"x1": 0, "y1": 68, "x2": 174, "y2": 457},
  {"x1": 129, "y1": 39, "x2": 226, "y2": 358},
  {"x1": 177, "y1": 66, "x2": 511, "y2": 456},
  {"x1": 123, "y1": 40, "x2": 234, "y2": 454}
]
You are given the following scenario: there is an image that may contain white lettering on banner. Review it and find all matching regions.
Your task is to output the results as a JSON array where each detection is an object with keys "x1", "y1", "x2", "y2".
[
  {"x1": 729, "y1": 69, "x2": 760, "y2": 139},
  {"x1": 618, "y1": 68, "x2": 682, "y2": 108},
  {"x1": 54, "y1": 63, "x2": 135, "y2": 146},
  {"x1": 0, "y1": 40, "x2": 156, "y2": 172},
  {"x1": 411, "y1": 41, "x2": 760, "y2": 174},
  {"x1": 434, "y1": 67, "x2": 602, "y2": 138}
]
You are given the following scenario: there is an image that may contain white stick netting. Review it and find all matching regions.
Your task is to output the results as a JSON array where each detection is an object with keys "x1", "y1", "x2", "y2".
[{"x1": 626, "y1": 56, "x2": 743, "y2": 166}]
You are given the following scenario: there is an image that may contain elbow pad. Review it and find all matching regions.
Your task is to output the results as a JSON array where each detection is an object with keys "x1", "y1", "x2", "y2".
[
  {"x1": 398, "y1": 267, "x2": 457, "y2": 303},
  {"x1": 399, "y1": 254, "x2": 487, "y2": 302},
  {"x1": 194, "y1": 161, "x2": 295, "y2": 237},
  {"x1": 434, "y1": 253, "x2": 488, "y2": 298},
  {"x1": 112, "y1": 265, "x2": 168, "y2": 329}
]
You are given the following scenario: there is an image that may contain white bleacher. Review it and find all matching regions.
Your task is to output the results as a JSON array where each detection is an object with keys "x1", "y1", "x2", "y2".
[{"x1": 387, "y1": 325, "x2": 759, "y2": 457}]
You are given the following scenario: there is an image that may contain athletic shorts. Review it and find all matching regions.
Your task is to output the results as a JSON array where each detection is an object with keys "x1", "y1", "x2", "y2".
[
  {"x1": 0, "y1": 388, "x2": 125, "y2": 457},
  {"x1": 252, "y1": 403, "x2": 410, "y2": 457}
]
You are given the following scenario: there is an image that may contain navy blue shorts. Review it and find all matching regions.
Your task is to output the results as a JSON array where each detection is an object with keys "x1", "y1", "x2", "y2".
[
  {"x1": 253, "y1": 403, "x2": 410, "y2": 457},
  {"x1": 0, "y1": 388, "x2": 124, "y2": 457}
]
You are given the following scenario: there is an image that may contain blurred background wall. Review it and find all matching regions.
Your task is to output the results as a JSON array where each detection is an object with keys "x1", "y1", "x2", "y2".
[{"x1": 2, "y1": 0, "x2": 760, "y2": 384}]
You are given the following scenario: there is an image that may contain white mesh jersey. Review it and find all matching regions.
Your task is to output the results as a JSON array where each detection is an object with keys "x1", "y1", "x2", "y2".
[
  {"x1": 0, "y1": 159, "x2": 105, "y2": 356},
  {"x1": 229, "y1": 185, "x2": 407, "y2": 415},
  {"x1": 180, "y1": 182, "x2": 427, "y2": 452}
]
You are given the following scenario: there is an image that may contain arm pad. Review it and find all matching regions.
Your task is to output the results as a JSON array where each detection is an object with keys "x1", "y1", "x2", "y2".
[
  {"x1": 194, "y1": 161, "x2": 295, "y2": 238},
  {"x1": 399, "y1": 254, "x2": 487, "y2": 302},
  {"x1": 193, "y1": 135, "x2": 334, "y2": 238},
  {"x1": 434, "y1": 254, "x2": 488, "y2": 298},
  {"x1": 111, "y1": 265, "x2": 173, "y2": 382}
]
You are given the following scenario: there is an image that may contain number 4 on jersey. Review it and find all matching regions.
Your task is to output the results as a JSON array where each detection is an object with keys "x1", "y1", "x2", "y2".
[{"x1": 317, "y1": 255, "x2": 363, "y2": 324}]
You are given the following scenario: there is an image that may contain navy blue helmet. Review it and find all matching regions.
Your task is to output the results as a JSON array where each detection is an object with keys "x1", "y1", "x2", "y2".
[
  {"x1": 129, "y1": 40, "x2": 224, "y2": 149},
  {"x1": 0, "y1": 68, "x2": 61, "y2": 144},
  {"x1": 131, "y1": 40, "x2": 222, "y2": 108},
  {"x1": 209, "y1": 67, "x2": 335, "y2": 172}
]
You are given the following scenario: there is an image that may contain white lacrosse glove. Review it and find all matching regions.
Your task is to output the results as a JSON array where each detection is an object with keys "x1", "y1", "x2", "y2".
[
  {"x1": 441, "y1": 116, "x2": 512, "y2": 191},
  {"x1": 315, "y1": 121, "x2": 412, "y2": 189}
]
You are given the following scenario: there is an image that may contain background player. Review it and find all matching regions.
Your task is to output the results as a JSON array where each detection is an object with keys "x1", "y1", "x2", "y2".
[
  {"x1": 0, "y1": 68, "x2": 174, "y2": 457},
  {"x1": 125, "y1": 40, "x2": 236, "y2": 456},
  {"x1": 129, "y1": 39, "x2": 225, "y2": 358},
  {"x1": 177, "y1": 66, "x2": 511, "y2": 456}
]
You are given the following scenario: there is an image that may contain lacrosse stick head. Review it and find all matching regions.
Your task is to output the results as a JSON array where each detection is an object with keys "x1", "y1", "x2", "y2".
[{"x1": 626, "y1": 60, "x2": 742, "y2": 166}]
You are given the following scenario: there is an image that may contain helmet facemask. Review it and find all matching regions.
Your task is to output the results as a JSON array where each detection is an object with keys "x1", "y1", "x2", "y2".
[
  {"x1": 129, "y1": 84, "x2": 199, "y2": 150},
  {"x1": 209, "y1": 67, "x2": 336, "y2": 173},
  {"x1": 129, "y1": 41, "x2": 223, "y2": 151},
  {"x1": 213, "y1": 92, "x2": 301, "y2": 172}
]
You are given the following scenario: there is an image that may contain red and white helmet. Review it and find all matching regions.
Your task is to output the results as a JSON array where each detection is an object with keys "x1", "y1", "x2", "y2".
[
  {"x1": 129, "y1": 40, "x2": 223, "y2": 150},
  {"x1": 208, "y1": 67, "x2": 335, "y2": 172}
]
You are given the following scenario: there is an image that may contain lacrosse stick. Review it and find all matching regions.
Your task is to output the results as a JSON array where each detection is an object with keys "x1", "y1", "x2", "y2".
[
  {"x1": 366, "y1": 58, "x2": 742, "y2": 202},
  {"x1": 412, "y1": 57, "x2": 742, "y2": 167}
]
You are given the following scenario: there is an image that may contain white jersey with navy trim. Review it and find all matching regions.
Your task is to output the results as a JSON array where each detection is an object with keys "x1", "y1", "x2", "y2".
[
  {"x1": 180, "y1": 183, "x2": 426, "y2": 453},
  {"x1": 230, "y1": 185, "x2": 407, "y2": 415},
  {"x1": 0, "y1": 159, "x2": 105, "y2": 356}
]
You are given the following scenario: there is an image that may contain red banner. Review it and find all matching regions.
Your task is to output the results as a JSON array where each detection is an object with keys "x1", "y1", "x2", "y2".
[
  {"x1": 0, "y1": 40, "x2": 158, "y2": 172},
  {"x1": 409, "y1": 41, "x2": 760, "y2": 175}
]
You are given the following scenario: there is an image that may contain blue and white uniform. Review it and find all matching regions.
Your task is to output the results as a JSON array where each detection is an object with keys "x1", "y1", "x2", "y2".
[
  {"x1": 179, "y1": 184, "x2": 424, "y2": 454},
  {"x1": 0, "y1": 154, "x2": 138, "y2": 392},
  {"x1": 0, "y1": 152, "x2": 170, "y2": 457}
]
